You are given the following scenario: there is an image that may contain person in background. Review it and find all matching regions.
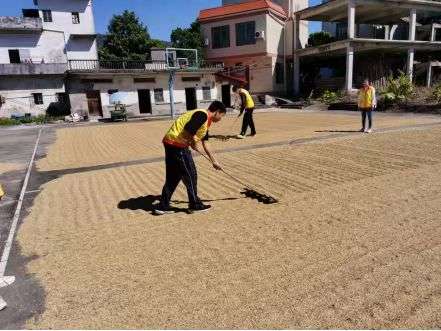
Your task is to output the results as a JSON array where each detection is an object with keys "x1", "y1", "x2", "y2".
[
  {"x1": 358, "y1": 79, "x2": 377, "y2": 133},
  {"x1": 233, "y1": 86, "x2": 256, "y2": 139},
  {"x1": 154, "y1": 101, "x2": 226, "y2": 215}
]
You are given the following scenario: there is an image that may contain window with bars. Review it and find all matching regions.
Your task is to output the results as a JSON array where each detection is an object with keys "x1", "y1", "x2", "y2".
[
  {"x1": 236, "y1": 21, "x2": 256, "y2": 46},
  {"x1": 72, "y1": 12, "x2": 80, "y2": 24},
  {"x1": 42, "y1": 10, "x2": 52, "y2": 22},
  {"x1": 33, "y1": 93, "x2": 43, "y2": 105},
  {"x1": 202, "y1": 87, "x2": 211, "y2": 101},
  {"x1": 212, "y1": 25, "x2": 230, "y2": 49},
  {"x1": 154, "y1": 88, "x2": 164, "y2": 103}
]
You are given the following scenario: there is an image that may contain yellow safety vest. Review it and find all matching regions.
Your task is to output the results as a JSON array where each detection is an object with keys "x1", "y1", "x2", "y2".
[
  {"x1": 239, "y1": 88, "x2": 255, "y2": 109},
  {"x1": 163, "y1": 109, "x2": 211, "y2": 148},
  {"x1": 358, "y1": 86, "x2": 375, "y2": 109}
]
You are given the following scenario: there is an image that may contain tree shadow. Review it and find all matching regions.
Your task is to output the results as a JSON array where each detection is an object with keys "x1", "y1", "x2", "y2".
[
  {"x1": 315, "y1": 130, "x2": 361, "y2": 133},
  {"x1": 117, "y1": 195, "x2": 240, "y2": 214}
]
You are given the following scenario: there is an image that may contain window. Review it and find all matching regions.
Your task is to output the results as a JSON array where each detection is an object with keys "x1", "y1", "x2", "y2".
[
  {"x1": 236, "y1": 21, "x2": 256, "y2": 46},
  {"x1": 182, "y1": 76, "x2": 201, "y2": 82},
  {"x1": 202, "y1": 87, "x2": 211, "y2": 101},
  {"x1": 134, "y1": 78, "x2": 156, "y2": 83},
  {"x1": 72, "y1": 12, "x2": 80, "y2": 24},
  {"x1": 275, "y1": 62, "x2": 284, "y2": 85},
  {"x1": 212, "y1": 25, "x2": 230, "y2": 49},
  {"x1": 154, "y1": 88, "x2": 164, "y2": 103},
  {"x1": 33, "y1": 93, "x2": 43, "y2": 105},
  {"x1": 8, "y1": 49, "x2": 20, "y2": 64},
  {"x1": 108, "y1": 89, "x2": 118, "y2": 95},
  {"x1": 42, "y1": 10, "x2": 52, "y2": 22},
  {"x1": 56, "y1": 93, "x2": 67, "y2": 104}
]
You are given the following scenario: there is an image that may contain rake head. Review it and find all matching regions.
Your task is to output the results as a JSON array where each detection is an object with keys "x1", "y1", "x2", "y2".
[{"x1": 241, "y1": 188, "x2": 279, "y2": 204}]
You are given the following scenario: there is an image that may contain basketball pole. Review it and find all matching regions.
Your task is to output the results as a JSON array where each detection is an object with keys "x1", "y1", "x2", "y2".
[{"x1": 168, "y1": 70, "x2": 176, "y2": 119}]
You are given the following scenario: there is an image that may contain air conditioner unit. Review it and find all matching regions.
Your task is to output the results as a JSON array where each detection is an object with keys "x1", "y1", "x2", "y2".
[
  {"x1": 255, "y1": 31, "x2": 265, "y2": 39},
  {"x1": 204, "y1": 38, "x2": 210, "y2": 46}
]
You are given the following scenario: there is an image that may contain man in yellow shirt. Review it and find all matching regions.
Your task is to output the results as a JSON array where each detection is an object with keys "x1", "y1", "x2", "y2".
[
  {"x1": 233, "y1": 86, "x2": 256, "y2": 139},
  {"x1": 358, "y1": 79, "x2": 377, "y2": 133},
  {"x1": 154, "y1": 101, "x2": 226, "y2": 215}
]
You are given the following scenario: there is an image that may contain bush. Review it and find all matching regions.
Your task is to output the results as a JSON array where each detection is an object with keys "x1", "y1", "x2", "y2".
[
  {"x1": 0, "y1": 118, "x2": 20, "y2": 126},
  {"x1": 381, "y1": 71, "x2": 414, "y2": 105},
  {"x1": 0, "y1": 114, "x2": 48, "y2": 126},
  {"x1": 319, "y1": 90, "x2": 343, "y2": 105},
  {"x1": 432, "y1": 84, "x2": 441, "y2": 104}
]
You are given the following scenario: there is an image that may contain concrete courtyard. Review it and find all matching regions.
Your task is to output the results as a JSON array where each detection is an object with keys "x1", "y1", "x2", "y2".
[{"x1": 1, "y1": 110, "x2": 441, "y2": 328}]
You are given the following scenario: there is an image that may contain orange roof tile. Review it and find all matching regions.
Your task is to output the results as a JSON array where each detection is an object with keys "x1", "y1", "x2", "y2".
[{"x1": 198, "y1": 0, "x2": 287, "y2": 22}]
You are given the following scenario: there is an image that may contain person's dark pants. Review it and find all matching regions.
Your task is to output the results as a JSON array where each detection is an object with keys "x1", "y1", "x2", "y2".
[
  {"x1": 360, "y1": 108, "x2": 373, "y2": 129},
  {"x1": 240, "y1": 108, "x2": 256, "y2": 136},
  {"x1": 160, "y1": 144, "x2": 201, "y2": 209}
]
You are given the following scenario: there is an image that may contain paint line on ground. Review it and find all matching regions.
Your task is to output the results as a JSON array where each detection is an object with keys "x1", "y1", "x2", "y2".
[{"x1": 0, "y1": 128, "x2": 42, "y2": 311}]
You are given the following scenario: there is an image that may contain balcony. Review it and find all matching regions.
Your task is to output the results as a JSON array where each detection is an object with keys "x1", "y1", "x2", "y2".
[
  {"x1": 0, "y1": 16, "x2": 43, "y2": 33},
  {"x1": 0, "y1": 63, "x2": 68, "y2": 75},
  {"x1": 68, "y1": 60, "x2": 224, "y2": 73}
]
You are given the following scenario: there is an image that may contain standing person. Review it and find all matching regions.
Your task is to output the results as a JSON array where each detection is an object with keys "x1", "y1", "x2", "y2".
[
  {"x1": 154, "y1": 101, "x2": 226, "y2": 215},
  {"x1": 233, "y1": 86, "x2": 256, "y2": 139},
  {"x1": 358, "y1": 79, "x2": 377, "y2": 133}
]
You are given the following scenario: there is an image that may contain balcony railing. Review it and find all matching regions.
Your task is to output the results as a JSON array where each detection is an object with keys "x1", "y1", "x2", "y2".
[
  {"x1": 0, "y1": 16, "x2": 43, "y2": 32},
  {"x1": 0, "y1": 63, "x2": 68, "y2": 75},
  {"x1": 68, "y1": 60, "x2": 224, "y2": 72}
]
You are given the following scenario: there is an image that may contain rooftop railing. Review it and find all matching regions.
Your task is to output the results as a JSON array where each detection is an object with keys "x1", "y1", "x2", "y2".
[{"x1": 68, "y1": 60, "x2": 224, "y2": 72}]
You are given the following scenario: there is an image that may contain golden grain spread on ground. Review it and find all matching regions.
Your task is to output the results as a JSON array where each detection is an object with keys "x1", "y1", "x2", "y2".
[
  {"x1": 37, "y1": 112, "x2": 438, "y2": 171},
  {"x1": 17, "y1": 112, "x2": 441, "y2": 328}
]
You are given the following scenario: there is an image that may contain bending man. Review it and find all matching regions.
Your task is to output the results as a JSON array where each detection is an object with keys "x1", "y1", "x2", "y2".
[
  {"x1": 154, "y1": 101, "x2": 226, "y2": 215},
  {"x1": 233, "y1": 86, "x2": 256, "y2": 139}
]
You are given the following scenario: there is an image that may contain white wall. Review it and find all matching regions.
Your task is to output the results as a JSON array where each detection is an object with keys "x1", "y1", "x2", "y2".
[
  {"x1": 37, "y1": 0, "x2": 97, "y2": 60},
  {"x1": 202, "y1": 14, "x2": 267, "y2": 60},
  {"x1": 38, "y1": 0, "x2": 95, "y2": 36},
  {"x1": 73, "y1": 72, "x2": 220, "y2": 117},
  {"x1": 0, "y1": 30, "x2": 66, "y2": 64},
  {"x1": 0, "y1": 77, "x2": 65, "y2": 116}
]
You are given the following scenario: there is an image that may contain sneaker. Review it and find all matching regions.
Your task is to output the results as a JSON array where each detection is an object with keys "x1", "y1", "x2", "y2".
[
  {"x1": 153, "y1": 206, "x2": 175, "y2": 216},
  {"x1": 236, "y1": 134, "x2": 246, "y2": 139},
  {"x1": 250, "y1": 133, "x2": 257, "y2": 137},
  {"x1": 360, "y1": 128, "x2": 366, "y2": 133},
  {"x1": 366, "y1": 128, "x2": 373, "y2": 133},
  {"x1": 188, "y1": 203, "x2": 212, "y2": 214}
]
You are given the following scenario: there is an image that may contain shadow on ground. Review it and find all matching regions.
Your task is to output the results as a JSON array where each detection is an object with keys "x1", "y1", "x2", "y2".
[
  {"x1": 315, "y1": 130, "x2": 361, "y2": 133},
  {"x1": 118, "y1": 195, "x2": 240, "y2": 214}
]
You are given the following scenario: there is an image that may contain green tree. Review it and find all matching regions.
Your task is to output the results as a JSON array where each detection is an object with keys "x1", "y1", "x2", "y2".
[
  {"x1": 170, "y1": 21, "x2": 205, "y2": 59},
  {"x1": 99, "y1": 10, "x2": 165, "y2": 61},
  {"x1": 307, "y1": 31, "x2": 335, "y2": 47}
]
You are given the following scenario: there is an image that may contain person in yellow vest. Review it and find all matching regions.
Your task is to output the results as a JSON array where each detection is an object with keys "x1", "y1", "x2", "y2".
[
  {"x1": 233, "y1": 86, "x2": 256, "y2": 139},
  {"x1": 358, "y1": 79, "x2": 377, "y2": 133},
  {"x1": 154, "y1": 101, "x2": 227, "y2": 215},
  {"x1": 0, "y1": 184, "x2": 4, "y2": 201}
]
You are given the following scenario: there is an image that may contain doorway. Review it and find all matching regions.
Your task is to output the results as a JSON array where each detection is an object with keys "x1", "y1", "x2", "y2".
[
  {"x1": 86, "y1": 90, "x2": 103, "y2": 117},
  {"x1": 137, "y1": 89, "x2": 152, "y2": 114},
  {"x1": 185, "y1": 87, "x2": 197, "y2": 111},
  {"x1": 8, "y1": 50, "x2": 20, "y2": 64},
  {"x1": 221, "y1": 84, "x2": 231, "y2": 108}
]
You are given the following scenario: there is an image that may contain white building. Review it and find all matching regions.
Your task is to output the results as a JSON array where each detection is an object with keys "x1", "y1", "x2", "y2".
[{"x1": 0, "y1": 0, "x2": 97, "y2": 117}]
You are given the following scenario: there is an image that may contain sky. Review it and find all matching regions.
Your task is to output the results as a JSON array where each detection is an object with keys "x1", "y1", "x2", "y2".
[{"x1": 2, "y1": 0, "x2": 322, "y2": 41}]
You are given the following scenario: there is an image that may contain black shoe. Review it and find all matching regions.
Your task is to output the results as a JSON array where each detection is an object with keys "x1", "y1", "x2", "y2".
[{"x1": 188, "y1": 203, "x2": 212, "y2": 214}]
